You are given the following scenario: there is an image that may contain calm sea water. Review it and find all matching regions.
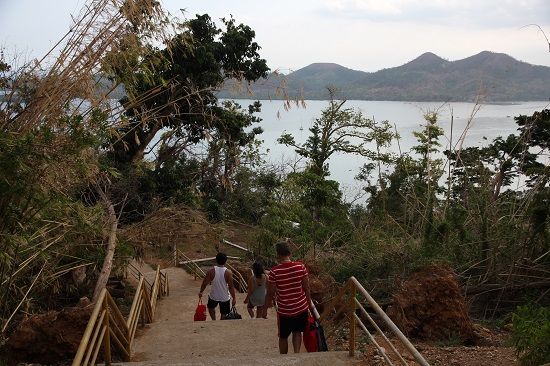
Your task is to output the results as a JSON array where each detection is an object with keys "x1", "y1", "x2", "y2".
[{"x1": 238, "y1": 99, "x2": 550, "y2": 202}]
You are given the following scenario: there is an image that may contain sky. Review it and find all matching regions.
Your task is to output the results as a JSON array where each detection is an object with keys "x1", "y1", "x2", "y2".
[{"x1": 1, "y1": 0, "x2": 550, "y2": 73}]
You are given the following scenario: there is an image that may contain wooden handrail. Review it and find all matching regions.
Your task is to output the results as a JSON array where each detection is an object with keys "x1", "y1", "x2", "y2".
[
  {"x1": 72, "y1": 266, "x2": 169, "y2": 366},
  {"x1": 176, "y1": 250, "x2": 248, "y2": 294},
  {"x1": 319, "y1": 276, "x2": 430, "y2": 366},
  {"x1": 176, "y1": 250, "x2": 206, "y2": 280},
  {"x1": 225, "y1": 262, "x2": 248, "y2": 293}
]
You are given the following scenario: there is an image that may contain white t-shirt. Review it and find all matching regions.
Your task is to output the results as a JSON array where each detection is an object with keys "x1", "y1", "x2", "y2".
[{"x1": 209, "y1": 266, "x2": 230, "y2": 302}]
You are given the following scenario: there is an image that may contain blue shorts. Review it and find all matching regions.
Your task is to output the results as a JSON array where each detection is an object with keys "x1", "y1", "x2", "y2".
[{"x1": 207, "y1": 297, "x2": 230, "y2": 315}]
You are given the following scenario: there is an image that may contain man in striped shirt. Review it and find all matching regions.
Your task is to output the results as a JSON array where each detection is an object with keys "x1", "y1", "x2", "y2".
[{"x1": 266, "y1": 241, "x2": 314, "y2": 354}]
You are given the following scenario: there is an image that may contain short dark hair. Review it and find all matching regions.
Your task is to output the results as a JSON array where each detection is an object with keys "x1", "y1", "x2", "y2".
[
  {"x1": 216, "y1": 252, "x2": 227, "y2": 265},
  {"x1": 275, "y1": 242, "x2": 291, "y2": 256}
]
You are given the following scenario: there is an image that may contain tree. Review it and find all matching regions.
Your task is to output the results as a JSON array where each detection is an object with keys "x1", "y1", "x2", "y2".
[
  {"x1": 198, "y1": 100, "x2": 264, "y2": 201},
  {"x1": 278, "y1": 87, "x2": 396, "y2": 178},
  {"x1": 0, "y1": 0, "x2": 169, "y2": 330},
  {"x1": 275, "y1": 88, "x2": 397, "y2": 258},
  {"x1": 364, "y1": 112, "x2": 445, "y2": 240},
  {"x1": 105, "y1": 14, "x2": 270, "y2": 167},
  {"x1": 515, "y1": 109, "x2": 550, "y2": 187},
  {"x1": 507, "y1": 110, "x2": 549, "y2": 258}
]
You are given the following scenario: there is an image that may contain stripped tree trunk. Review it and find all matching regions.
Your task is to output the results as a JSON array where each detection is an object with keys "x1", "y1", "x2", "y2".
[{"x1": 92, "y1": 185, "x2": 119, "y2": 303}]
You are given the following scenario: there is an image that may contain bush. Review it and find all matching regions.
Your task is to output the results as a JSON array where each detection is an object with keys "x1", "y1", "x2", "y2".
[
  {"x1": 512, "y1": 305, "x2": 550, "y2": 366},
  {"x1": 205, "y1": 199, "x2": 225, "y2": 223}
]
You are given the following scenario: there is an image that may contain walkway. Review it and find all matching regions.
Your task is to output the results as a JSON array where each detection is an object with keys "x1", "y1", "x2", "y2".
[{"x1": 120, "y1": 262, "x2": 367, "y2": 366}]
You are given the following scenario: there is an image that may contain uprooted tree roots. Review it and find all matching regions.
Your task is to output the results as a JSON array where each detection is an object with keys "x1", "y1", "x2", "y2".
[
  {"x1": 1, "y1": 299, "x2": 94, "y2": 366},
  {"x1": 388, "y1": 262, "x2": 479, "y2": 345}
]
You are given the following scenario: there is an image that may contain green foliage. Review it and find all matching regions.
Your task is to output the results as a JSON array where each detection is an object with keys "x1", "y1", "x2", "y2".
[
  {"x1": 364, "y1": 111, "x2": 445, "y2": 249},
  {"x1": 0, "y1": 194, "x2": 107, "y2": 329},
  {"x1": 0, "y1": 48, "x2": 127, "y2": 330},
  {"x1": 272, "y1": 89, "x2": 397, "y2": 263},
  {"x1": 205, "y1": 199, "x2": 225, "y2": 223},
  {"x1": 512, "y1": 305, "x2": 550, "y2": 366},
  {"x1": 352, "y1": 106, "x2": 550, "y2": 313},
  {"x1": 225, "y1": 167, "x2": 281, "y2": 224},
  {"x1": 253, "y1": 228, "x2": 279, "y2": 259},
  {"x1": 152, "y1": 156, "x2": 201, "y2": 207},
  {"x1": 198, "y1": 100, "x2": 265, "y2": 202},
  {"x1": 253, "y1": 166, "x2": 357, "y2": 264},
  {"x1": 356, "y1": 334, "x2": 371, "y2": 353},
  {"x1": 278, "y1": 87, "x2": 397, "y2": 178},
  {"x1": 107, "y1": 14, "x2": 269, "y2": 167},
  {"x1": 325, "y1": 220, "x2": 420, "y2": 295}
]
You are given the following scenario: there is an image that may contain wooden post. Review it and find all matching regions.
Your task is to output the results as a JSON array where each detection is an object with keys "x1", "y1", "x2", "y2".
[
  {"x1": 349, "y1": 285, "x2": 356, "y2": 357},
  {"x1": 140, "y1": 294, "x2": 146, "y2": 327},
  {"x1": 173, "y1": 242, "x2": 177, "y2": 267},
  {"x1": 103, "y1": 295, "x2": 112, "y2": 366}
]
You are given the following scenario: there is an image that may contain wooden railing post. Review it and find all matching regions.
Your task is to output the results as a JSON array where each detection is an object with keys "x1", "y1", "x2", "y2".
[
  {"x1": 173, "y1": 243, "x2": 177, "y2": 267},
  {"x1": 73, "y1": 264, "x2": 169, "y2": 366},
  {"x1": 349, "y1": 284, "x2": 357, "y2": 357},
  {"x1": 102, "y1": 295, "x2": 112, "y2": 366}
]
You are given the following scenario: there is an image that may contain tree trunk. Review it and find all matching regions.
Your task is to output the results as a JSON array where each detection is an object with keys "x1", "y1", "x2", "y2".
[
  {"x1": 131, "y1": 119, "x2": 162, "y2": 164},
  {"x1": 92, "y1": 186, "x2": 119, "y2": 303}
]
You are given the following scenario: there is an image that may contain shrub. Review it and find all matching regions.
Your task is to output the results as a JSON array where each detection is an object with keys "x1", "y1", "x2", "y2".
[
  {"x1": 512, "y1": 305, "x2": 550, "y2": 366},
  {"x1": 205, "y1": 199, "x2": 225, "y2": 223}
]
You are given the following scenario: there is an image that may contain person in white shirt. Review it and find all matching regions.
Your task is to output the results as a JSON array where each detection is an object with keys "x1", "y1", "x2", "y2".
[{"x1": 198, "y1": 252, "x2": 237, "y2": 320}]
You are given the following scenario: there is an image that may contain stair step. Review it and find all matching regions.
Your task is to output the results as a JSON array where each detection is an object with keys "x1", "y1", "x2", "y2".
[{"x1": 107, "y1": 351, "x2": 367, "y2": 366}]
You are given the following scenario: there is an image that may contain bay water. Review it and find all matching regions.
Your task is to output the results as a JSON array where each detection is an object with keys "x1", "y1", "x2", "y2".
[{"x1": 241, "y1": 99, "x2": 549, "y2": 203}]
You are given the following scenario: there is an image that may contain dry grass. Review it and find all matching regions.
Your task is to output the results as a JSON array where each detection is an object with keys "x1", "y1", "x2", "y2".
[
  {"x1": 0, "y1": 0, "x2": 172, "y2": 332},
  {"x1": 121, "y1": 207, "x2": 261, "y2": 266}
]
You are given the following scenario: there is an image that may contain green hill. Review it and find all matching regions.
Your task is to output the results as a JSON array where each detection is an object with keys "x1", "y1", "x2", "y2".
[{"x1": 218, "y1": 51, "x2": 550, "y2": 102}]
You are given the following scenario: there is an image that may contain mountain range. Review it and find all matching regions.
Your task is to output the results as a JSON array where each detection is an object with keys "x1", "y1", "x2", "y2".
[{"x1": 221, "y1": 51, "x2": 550, "y2": 102}]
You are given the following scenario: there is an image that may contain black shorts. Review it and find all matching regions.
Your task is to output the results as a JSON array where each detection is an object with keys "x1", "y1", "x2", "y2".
[
  {"x1": 207, "y1": 297, "x2": 231, "y2": 315},
  {"x1": 278, "y1": 310, "x2": 308, "y2": 338}
]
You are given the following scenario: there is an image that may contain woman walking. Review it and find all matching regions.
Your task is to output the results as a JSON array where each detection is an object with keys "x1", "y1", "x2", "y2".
[{"x1": 243, "y1": 261, "x2": 268, "y2": 318}]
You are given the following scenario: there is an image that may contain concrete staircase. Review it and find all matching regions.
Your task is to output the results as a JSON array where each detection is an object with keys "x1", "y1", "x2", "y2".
[
  {"x1": 115, "y1": 266, "x2": 369, "y2": 366},
  {"x1": 111, "y1": 351, "x2": 366, "y2": 366}
]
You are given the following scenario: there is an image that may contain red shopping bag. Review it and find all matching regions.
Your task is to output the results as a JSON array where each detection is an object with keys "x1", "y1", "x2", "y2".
[
  {"x1": 194, "y1": 299, "x2": 207, "y2": 321},
  {"x1": 303, "y1": 315, "x2": 317, "y2": 352}
]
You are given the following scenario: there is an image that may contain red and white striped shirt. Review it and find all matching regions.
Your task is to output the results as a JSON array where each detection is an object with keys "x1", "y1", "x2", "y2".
[{"x1": 268, "y1": 261, "x2": 308, "y2": 317}]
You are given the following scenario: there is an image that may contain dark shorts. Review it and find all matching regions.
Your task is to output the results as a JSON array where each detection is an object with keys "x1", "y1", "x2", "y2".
[
  {"x1": 278, "y1": 310, "x2": 308, "y2": 339},
  {"x1": 207, "y1": 297, "x2": 231, "y2": 315}
]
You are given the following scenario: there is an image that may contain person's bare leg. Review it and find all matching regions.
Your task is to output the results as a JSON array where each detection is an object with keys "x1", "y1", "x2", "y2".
[
  {"x1": 259, "y1": 305, "x2": 268, "y2": 319},
  {"x1": 208, "y1": 307, "x2": 216, "y2": 320},
  {"x1": 221, "y1": 313, "x2": 227, "y2": 320},
  {"x1": 292, "y1": 331, "x2": 302, "y2": 353},
  {"x1": 279, "y1": 337, "x2": 289, "y2": 354},
  {"x1": 248, "y1": 306, "x2": 255, "y2": 318}
]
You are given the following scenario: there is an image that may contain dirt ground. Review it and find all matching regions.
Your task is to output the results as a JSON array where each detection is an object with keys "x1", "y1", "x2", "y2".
[
  {"x1": 0, "y1": 210, "x2": 522, "y2": 365},
  {"x1": 1, "y1": 299, "x2": 95, "y2": 365}
]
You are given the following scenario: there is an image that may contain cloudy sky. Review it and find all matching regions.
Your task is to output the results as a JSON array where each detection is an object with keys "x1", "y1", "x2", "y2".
[{"x1": 1, "y1": 0, "x2": 549, "y2": 73}]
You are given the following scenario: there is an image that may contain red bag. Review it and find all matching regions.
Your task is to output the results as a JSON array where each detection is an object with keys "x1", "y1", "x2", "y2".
[
  {"x1": 194, "y1": 299, "x2": 207, "y2": 321},
  {"x1": 303, "y1": 315, "x2": 318, "y2": 352}
]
